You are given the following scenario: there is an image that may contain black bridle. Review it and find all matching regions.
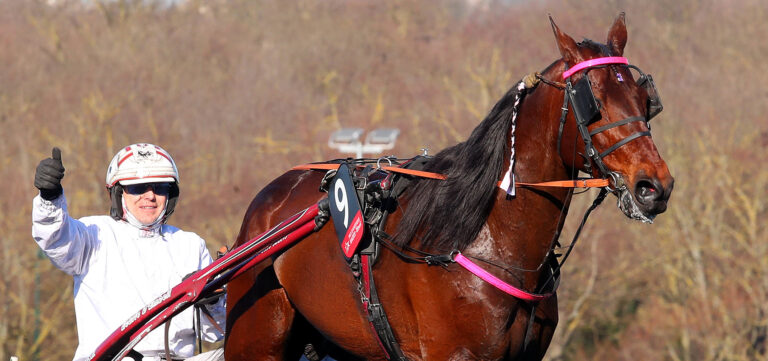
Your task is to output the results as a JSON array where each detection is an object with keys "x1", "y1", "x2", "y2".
[{"x1": 555, "y1": 59, "x2": 663, "y2": 188}]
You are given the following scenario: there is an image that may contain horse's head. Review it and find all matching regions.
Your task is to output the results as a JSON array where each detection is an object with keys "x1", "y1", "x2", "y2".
[{"x1": 549, "y1": 13, "x2": 674, "y2": 222}]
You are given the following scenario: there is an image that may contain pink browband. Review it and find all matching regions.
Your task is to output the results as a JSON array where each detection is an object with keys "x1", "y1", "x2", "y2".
[
  {"x1": 454, "y1": 252, "x2": 553, "y2": 301},
  {"x1": 562, "y1": 56, "x2": 628, "y2": 79}
]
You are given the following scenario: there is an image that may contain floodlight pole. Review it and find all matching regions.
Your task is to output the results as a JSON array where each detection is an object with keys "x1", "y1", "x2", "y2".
[
  {"x1": 328, "y1": 128, "x2": 400, "y2": 159},
  {"x1": 351, "y1": 142, "x2": 364, "y2": 159}
]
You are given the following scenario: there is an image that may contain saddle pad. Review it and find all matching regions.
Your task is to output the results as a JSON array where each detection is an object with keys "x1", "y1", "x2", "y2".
[{"x1": 329, "y1": 164, "x2": 365, "y2": 259}]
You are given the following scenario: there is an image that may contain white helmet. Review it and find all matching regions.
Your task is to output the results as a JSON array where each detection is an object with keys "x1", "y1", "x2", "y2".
[
  {"x1": 106, "y1": 143, "x2": 179, "y2": 187},
  {"x1": 105, "y1": 143, "x2": 180, "y2": 221}
]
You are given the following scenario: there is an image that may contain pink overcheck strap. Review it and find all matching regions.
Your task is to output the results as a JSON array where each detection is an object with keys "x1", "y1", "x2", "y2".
[
  {"x1": 454, "y1": 252, "x2": 553, "y2": 301},
  {"x1": 562, "y1": 56, "x2": 628, "y2": 79}
]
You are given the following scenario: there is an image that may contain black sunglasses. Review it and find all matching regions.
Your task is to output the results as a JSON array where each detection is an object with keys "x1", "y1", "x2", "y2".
[{"x1": 123, "y1": 183, "x2": 172, "y2": 196}]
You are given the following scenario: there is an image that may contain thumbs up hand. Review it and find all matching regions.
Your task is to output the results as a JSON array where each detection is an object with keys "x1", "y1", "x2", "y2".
[{"x1": 34, "y1": 147, "x2": 65, "y2": 200}]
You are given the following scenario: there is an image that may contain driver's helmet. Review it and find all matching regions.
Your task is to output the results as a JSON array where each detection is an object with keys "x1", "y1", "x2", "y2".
[{"x1": 105, "y1": 143, "x2": 180, "y2": 221}]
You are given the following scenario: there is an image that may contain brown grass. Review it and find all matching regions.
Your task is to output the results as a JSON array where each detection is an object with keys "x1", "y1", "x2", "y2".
[{"x1": 1, "y1": 0, "x2": 766, "y2": 360}]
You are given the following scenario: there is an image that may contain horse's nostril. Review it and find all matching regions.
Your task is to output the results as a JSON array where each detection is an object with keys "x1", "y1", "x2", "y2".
[
  {"x1": 635, "y1": 180, "x2": 659, "y2": 203},
  {"x1": 638, "y1": 184, "x2": 655, "y2": 197}
]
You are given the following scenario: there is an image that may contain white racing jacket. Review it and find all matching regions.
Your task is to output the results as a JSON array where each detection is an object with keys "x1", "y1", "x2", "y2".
[{"x1": 32, "y1": 194, "x2": 225, "y2": 361}]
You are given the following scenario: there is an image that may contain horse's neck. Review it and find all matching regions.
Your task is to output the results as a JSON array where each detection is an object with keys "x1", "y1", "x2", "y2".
[
  {"x1": 468, "y1": 80, "x2": 574, "y2": 273},
  {"x1": 513, "y1": 79, "x2": 573, "y2": 185}
]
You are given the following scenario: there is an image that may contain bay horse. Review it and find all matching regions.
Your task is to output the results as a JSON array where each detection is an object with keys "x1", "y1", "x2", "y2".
[{"x1": 225, "y1": 13, "x2": 673, "y2": 360}]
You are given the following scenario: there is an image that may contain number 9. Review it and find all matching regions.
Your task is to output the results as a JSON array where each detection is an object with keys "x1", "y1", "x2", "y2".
[{"x1": 334, "y1": 179, "x2": 349, "y2": 227}]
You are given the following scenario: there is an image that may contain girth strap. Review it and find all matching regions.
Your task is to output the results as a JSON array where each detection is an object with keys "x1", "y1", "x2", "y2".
[{"x1": 360, "y1": 254, "x2": 409, "y2": 361}]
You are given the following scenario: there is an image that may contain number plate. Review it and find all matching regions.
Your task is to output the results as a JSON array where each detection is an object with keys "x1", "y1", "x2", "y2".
[{"x1": 329, "y1": 165, "x2": 365, "y2": 260}]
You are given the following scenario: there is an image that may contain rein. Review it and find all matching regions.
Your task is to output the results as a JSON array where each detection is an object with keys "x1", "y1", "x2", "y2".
[{"x1": 293, "y1": 163, "x2": 609, "y2": 189}]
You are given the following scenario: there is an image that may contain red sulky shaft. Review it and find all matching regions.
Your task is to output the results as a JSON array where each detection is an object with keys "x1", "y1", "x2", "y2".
[{"x1": 90, "y1": 202, "x2": 322, "y2": 361}]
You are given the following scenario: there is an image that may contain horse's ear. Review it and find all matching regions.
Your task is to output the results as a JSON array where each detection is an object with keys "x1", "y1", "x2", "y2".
[
  {"x1": 607, "y1": 12, "x2": 627, "y2": 56},
  {"x1": 550, "y1": 15, "x2": 580, "y2": 65}
]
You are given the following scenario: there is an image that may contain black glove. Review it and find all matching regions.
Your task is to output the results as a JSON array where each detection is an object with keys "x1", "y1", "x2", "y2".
[{"x1": 34, "y1": 147, "x2": 65, "y2": 201}]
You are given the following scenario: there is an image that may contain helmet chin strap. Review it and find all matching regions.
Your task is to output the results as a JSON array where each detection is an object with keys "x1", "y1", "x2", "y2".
[{"x1": 121, "y1": 197, "x2": 168, "y2": 232}]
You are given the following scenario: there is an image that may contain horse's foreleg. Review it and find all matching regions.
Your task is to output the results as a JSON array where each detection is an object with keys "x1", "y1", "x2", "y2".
[{"x1": 225, "y1": 265, "x2": 297, "y2": 361}]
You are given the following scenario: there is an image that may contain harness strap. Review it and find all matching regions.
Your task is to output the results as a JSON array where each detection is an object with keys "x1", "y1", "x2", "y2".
[
  {"x1": 599, "y1": 131, "x2": 651, "y2": 159},
  {"x1": 198, "y1": 304, "x2": 225, "y2": 335},
  {"x1": 292, "y1": 163, "x2": 340, "y2": 171},
  {"x1": 522, "y1": 302, "x2": 539, "y2": 354},
  {"x1": 379, "y1": 166, "x2": 446, "y2": 180},
  {"x1": 360, "y1": 254, "x2": 409, "y2": 361},
  {"x1": 294, "y1": 164, "x2": 607, "y2": 188},
  {"x1": 293, "y1": 163, "x2": 446, "y2": 180},
  {"x1": 454, "y1": 253, "x2": 553, "y2": 301},
  {"x1": 562, "y1": 56, "x2": 628, "y2": 79},
  {"x1": 589, "y1": 116, "x2": 646, "y2": 136},
  {"x1": 556, "y1": 88, "x2": 571, "y2": 159},
  {"x1": 509, "y1": 179, "x2": 609, "y2": 188}
]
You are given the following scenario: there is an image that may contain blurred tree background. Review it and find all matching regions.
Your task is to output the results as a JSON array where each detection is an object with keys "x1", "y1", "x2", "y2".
[{"x1": 1, "y1": 0, "x2": 767, "y2": 360}]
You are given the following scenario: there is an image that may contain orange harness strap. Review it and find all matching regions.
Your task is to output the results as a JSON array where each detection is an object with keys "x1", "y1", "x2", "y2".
[
  {"x1": 510, "y1": 179, "x2": 609, "y2": 188},
  {"x1": 293, "y1": 164, "x2": 447, "y2": 180},
  {"x1": 292, "y1": 164, "x2": 340, "y2": 171},
  {"x1": 292, "y1": 163, "x2": 608, "y2": 188},
  {"x1": 379, "y1": 166, "x2": 447, "y2": 180}
]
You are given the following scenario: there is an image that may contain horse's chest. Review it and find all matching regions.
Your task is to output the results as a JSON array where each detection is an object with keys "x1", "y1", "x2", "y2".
[{"x1": 408, "y1": 276, "x2": 524, "y2": 358}]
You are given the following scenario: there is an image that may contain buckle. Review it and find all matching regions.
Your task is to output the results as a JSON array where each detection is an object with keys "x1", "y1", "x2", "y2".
[{"x1": 607, "y1": 171, "x2": 627, "y2": 193}]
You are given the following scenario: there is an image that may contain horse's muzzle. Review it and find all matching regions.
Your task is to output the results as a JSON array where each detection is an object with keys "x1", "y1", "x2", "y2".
[{"x1": 633, "y1": 176, "x2": 674, "y2": 216}]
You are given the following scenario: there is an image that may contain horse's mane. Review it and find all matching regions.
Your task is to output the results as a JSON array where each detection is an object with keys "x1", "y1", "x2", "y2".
[
  {"x1": 579, "y1": 38, "x2": 613, "y2": 56},
  {"x1": 392, "y1": 83, "x2": 528, "y2": 251}
]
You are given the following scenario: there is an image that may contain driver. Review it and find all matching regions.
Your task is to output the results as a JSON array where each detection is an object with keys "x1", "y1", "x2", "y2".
[{"x1": 32, "y1": 143, "x2": 224, "y2": 361}]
